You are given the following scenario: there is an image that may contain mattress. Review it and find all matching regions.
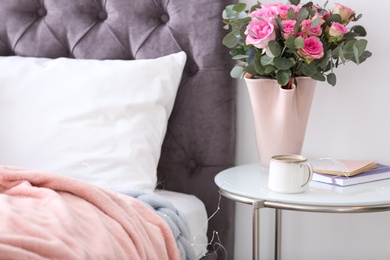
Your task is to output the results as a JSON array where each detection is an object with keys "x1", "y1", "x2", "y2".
[{"x1": 156, "y1": 190, "x2": 208, "y2": 259}]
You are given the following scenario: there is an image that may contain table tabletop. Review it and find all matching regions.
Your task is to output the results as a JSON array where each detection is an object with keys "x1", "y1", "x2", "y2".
[{"x1": 215, "y1": 163, "x2": 390, "y2": 208}]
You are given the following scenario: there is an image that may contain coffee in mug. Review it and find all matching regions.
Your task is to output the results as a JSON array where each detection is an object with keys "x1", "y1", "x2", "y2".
[{"x1": 268, "y1": 154, "x2": 313, "y2": 194}]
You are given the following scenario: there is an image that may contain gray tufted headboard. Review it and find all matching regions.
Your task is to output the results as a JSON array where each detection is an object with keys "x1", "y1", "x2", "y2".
[{"x1": 0, "y1": 0, "x2": 236, "y2": 259}]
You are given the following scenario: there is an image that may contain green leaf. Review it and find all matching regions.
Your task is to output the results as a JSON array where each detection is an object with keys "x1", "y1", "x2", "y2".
[
  {"x1": 249, "y1": 3, "x2": 261, "y2": 13},
  {"x1": 355, "y1": 13, "x2": 363, "y2": 21},
  {"x1": 297, "y1": 8, "x2": 309, "y2": 21},
  {"x1": 327, "y1": 73, "x2": 337, "y2": 86},
  {"x1": 232, "y1": 54, "x2": 249, "y2": 60},
  {"x1": 288, "y1": 8, "x2": 296, "y2": 20},
  {"x1": 338, "y1": 46, "x2": 345, "y2": 64},
  {"x1": 264, "y1": 65, "x2": 275, "y2": 74},
  {"x1": 222, "y1": 5, "x2": 234, "y2": 20},
  {"x1": 294, "y1": 21, "x2": 300, "y2": 34},
  {"x1": 260, "y1": 55, "x2": 273, "y2": 66},
  {"x1": 245, "y1": 64, "x2": 257, "y2": 77},
  {"x1": 301, "y1": 63, "x2": 317, "y2": 76},
  {"x1": 274, "y1": 57, "x2": 294, "y2": 70},
  {"x1": 359, "y1": 50, "x2": 372, "y2": 63},
  {"x1": 311, "y1": 72, "x2": 326, "y2": 81},
  {"x1": 311, "y1": 18, "x2": 322, "y2": 28},
  {"x1": 354, "y1": 39, "x2": 368, "y2": 57},
  {"x1": 302, "y1": 1, "x2": 313, "y2": 8},
  {"x1": 268, "y1": 41, "x2": 282, "y2": 57},
  {"x1": 254, "y1": 56, "x2": 265, "y2": 75},
  {"x1": 343, "y1": 39, "x2": 357, "y2": 60},
  {"x1": 289, "y1": 0, "x2": 300, "y2": 5},
  {"x1": 230, "y1": 65, "x2": 245, "y2": 78},
  {"x1": 222, "y1": 31, "x2": 240, "y2": 48},
  {"x1": 353, "y1": 25, "x2": 367, "y2": 37},
  {"x1": 353, "y1": 44, "x2": 360, "y2": 65},
  {"x1": 276, "y1": 70, "x2": 292, "y2": 86},
  {"x1": 294, "y1": 37, "x2": 305, "y2": 49},
  {"x1": 326, "y1": 14, "x2": 341, "y2": 25},
  {"x1": 285, "y1": 36, "x2": 296, "y2": 49},
  {"x1": 233, "y1": 3, "x2": 246, "y2": 13},
  {"x1": 318, "y1": 50, "x2": 331, "y2": 71}
]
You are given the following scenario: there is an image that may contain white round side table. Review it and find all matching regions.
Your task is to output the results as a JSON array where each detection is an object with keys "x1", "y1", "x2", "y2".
[{"x1": 215, "y1": 163, "x2": 390, "y2": 260}]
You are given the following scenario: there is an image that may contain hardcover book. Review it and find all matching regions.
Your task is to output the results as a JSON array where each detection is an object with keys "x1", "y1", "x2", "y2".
[
  {"x1": 312, "y1": 163, "x2": 390, "y2": 186},
  {"x1": 312, "y1": 159, "x2": 377, "y2": 177}
]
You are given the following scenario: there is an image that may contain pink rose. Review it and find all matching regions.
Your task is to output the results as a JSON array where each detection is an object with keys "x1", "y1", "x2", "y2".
[
  {"x1": 245, "y1": 19, "x2": 276, "y2": 49},
  {"x1": 298, "y1": 36, "x2": 324, "y2": 62},
  {"x1": 276, "y1": 4, "x2": 300, "y2": 20},
  {"x1": 333, "y1": 3, "x2": 355, "y2": 22},
  {"x1": 281, "y1": 20, "x2": 296, "y2": 39},
  {"x1": 301, "y1": 20, "x2": 322, "y2": 37},
  {"x1": 296, "y1": 32, "x2": 308, "y2": 39},
  {"x1": 249, "y1": 6, "x2": 278, "y2": 22},
  {"x1": 328, "y1": 22, "x2": 348, "y2": 37},
  {"x1": 312, "y1": 13, "x2": 326, "y2": 26}
]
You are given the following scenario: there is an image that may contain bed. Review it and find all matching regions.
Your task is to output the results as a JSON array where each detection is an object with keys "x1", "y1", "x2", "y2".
[{"x1": 0, "y1": 0, "x2": 236, "y2": 259}]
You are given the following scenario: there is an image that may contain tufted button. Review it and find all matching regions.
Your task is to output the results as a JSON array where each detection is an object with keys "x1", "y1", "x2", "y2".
[
  {"x1": 187, "y1": 159, "x2": 197, "y2": 169},
  {"x1": 190, "y1": 64, "x2": 199, "y2": 75},
  {"x1": 160, "y1": 14, "x2": 169, "y2": 23},
  {"x1": 98, "y1": 11, "x2": 108, "y2": 20},
  {"x1": 37, "y1": 8, "x2": 47, "y2": 17}
]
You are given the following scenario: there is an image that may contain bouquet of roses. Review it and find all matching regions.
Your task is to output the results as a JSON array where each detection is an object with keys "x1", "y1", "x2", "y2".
[{"x1": 222, "y1": 0, "x2": 371, "y2": 88}]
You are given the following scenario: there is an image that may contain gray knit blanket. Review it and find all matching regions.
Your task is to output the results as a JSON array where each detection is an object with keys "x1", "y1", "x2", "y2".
[{"x1": 125, "y1": 191, "x2": 196, "y2": 260}]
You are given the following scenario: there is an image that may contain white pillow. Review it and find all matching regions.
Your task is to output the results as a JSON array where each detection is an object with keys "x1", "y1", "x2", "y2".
[{"x1": 0, "y1": 52, "x2": 186, "y2": 194}]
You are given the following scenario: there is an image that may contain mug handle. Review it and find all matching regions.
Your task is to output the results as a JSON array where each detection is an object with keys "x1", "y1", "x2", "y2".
[{"x1": 299, "y1": 162, "x2": 313, "y2": 188}]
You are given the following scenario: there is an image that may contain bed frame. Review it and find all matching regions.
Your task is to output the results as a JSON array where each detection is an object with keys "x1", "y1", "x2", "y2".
[{"x1": 0, "y1": 0, "x2": 236, "y2": 258}]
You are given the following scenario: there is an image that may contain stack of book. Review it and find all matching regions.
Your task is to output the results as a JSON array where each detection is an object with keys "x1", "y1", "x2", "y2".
[{"x1": 311, "y1": 159, "x2": 390, "y2": 186}]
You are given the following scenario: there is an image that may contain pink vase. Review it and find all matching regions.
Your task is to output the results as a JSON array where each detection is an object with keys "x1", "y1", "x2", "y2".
[{"x1": 245, "y1": 77, "x2": 316, "y2": 167}]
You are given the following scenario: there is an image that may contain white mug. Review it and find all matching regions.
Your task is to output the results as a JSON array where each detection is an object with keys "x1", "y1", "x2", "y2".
[{"x1": 268, "y1": 154, "x2": 313, "y2": 194}]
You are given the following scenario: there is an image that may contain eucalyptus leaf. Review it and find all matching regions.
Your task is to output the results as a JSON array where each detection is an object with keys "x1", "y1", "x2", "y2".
[
  {"x1": 288, "y1": 8, "x2": 296, "y2": 20},
  {"x1": 274, "y1": 57, "x2": 294, "y2": 70},
  {"x1": 230, "y1": 65, "x2": 244, "y2": 78},
  {"x1": 289, "y1": 0, "x2": 300, "y2": 5},
  {"x1": 353, "y1": 25, "x2": 367, "y2": 37},
  {"x1": 302, "y1": 63, "x2": 317, "y2": 76},
  {"x1": 338, "y1": 46, "x2": 346, "y2": 64},
  {"x1": 222, "y1": 5, "x2": 234, "y2": 20},
  {"x1": 327, "y1": 73, "x2": 337, "y2": 86},
  {"x1": 264, "y1": 65, "x2": 275, "y2": 74},
  {"x1": 294, "y1": 37, "x2": 305, "y2": 49},
  {"x1": 232, "y1": 54, "x2": 249, "y2": 60},
  {"x1": 260, "y1": 55, "x2": 273, "y2": 66},
  {"x1": 311, "y1": 18, "x2": 322, "y2": 28},
  {"x1": 302, "y1": 1, "x2": 313, "y2": 8},
  {"x1": 285, "y1": 36, "x2": 296, "y2": 49},
  {"x1": 353, "y1": 45, "x2": 360, "y2": 65},
  {"x1": 343, "y1": 39, "x2": 357, "y2": 60},
  {"x1": 318, "y1": 50, "x2": 331, "y2": 71},
  {"x1": 326, "y1": 14, "x2": 341, "y2": 25},
  {"x1": 355, "y1": 39, "x2": 368, "y2": 57},
  {"x1": 254, "y1": 56, "x2": 265, "y2": 75},
  {"x1": 268, "y1": 41, "x2": 282, "y2": 57},
  {"x1": 276, "y1": 70, "x2": 292, "y2": 86},
  {"x1": 294, "y1": 21, "x2": 300, "y2": 35},
  {"x1": 233, "y1": 3, "x2": 246, "y2": 13},
  {"x1": 297, "y1": 8, "x2": 309, "y2": 21},
  {"x1": 245, "y1": 64, "x2": 257, "y2": 77},
  {"x1": 311, "y1": 72, "x2": 326, "y2": 82},
  {"x1": 222, "y1": 31, "x2": 240, "y2": 48}
]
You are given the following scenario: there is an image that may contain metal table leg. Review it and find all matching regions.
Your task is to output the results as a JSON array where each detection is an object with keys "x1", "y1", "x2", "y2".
[
  {"x1": 252, "y1": 201, "x2": 263, "y2": 260},
  {"x1": 275, "y1": 209, "x2": 282, "y2": 260}
]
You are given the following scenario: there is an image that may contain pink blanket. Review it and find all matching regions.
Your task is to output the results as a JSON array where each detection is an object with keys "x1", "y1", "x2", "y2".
[{"x1": 0, "y1": 166, "x2": 181, "y2": 260}]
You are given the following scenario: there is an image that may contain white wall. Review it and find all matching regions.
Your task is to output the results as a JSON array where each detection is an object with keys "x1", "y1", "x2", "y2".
[{"x1": 234, "y1": 0, "x2": 390, "y2": 259}]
